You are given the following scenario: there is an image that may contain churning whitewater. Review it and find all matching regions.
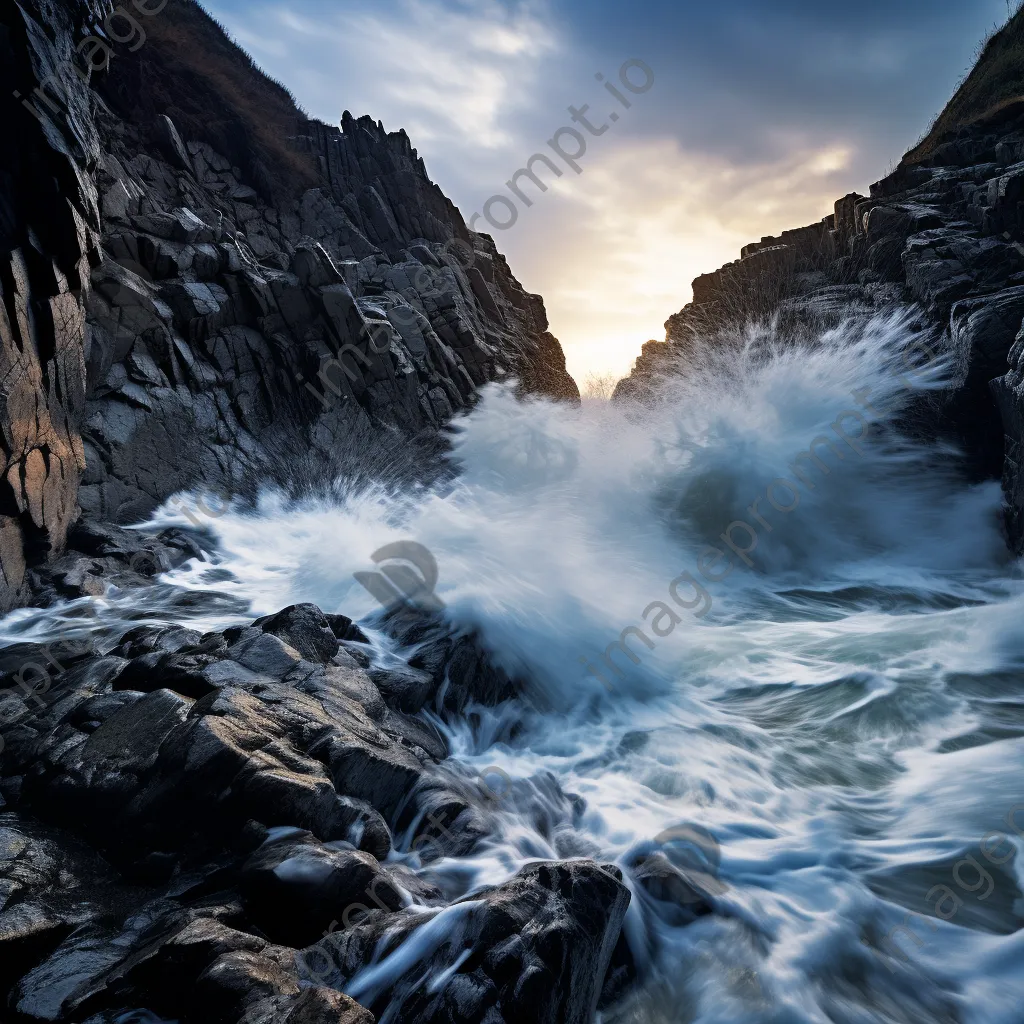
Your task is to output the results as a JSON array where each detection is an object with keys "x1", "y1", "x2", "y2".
[{"x1": 5, "y1": 309, "x2": 1024, "y2": 1022}]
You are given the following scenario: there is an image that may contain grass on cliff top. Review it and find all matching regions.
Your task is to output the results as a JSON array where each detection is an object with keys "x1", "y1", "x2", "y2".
[
  {"x1": 109, "y1": 0, "x2": 320, "y2": 197},
  {"x1": 905, "y1": 4, "x2": 1024, "y2": 164}
]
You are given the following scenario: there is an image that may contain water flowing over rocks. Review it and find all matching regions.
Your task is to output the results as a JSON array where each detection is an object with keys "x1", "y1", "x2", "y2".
[
  {"x1": 0, "y1": 600, "x2": 635, "y2": 1022},
  {"x1": 6, "y1": 0, "x2": 1024, "y2": 1019},
  {"x1": 298, "y1": 859, "x2": 631, "y2": 1024}
]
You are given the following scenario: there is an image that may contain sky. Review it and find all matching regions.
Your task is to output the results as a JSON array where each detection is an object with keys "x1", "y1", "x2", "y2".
[{"x1": 200, "y1": 0, "x2": 1014, "y2": 385}]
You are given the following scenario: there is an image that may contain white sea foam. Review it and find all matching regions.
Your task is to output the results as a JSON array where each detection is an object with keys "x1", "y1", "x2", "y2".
[{"x1": 8, "y1": 309, "x2": 1024, "y2": 1021}]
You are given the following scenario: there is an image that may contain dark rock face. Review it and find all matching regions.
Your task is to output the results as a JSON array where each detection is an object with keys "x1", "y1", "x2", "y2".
[
  {"x1": 27, "y1": 517, "x2": 209, "y2": 605},
  {"x1": 378, "y1": 607, "x2": 522, "y2": 714},
  {"x1": 0, "y1": 601, "x2": 630, "y2": 1023},
  {"x1": 239, "y1": 983, "x2": 374, "y2": 1024},
  {"x1": 253, "y1": 604, "x2": 341, "y2": 664},
  {"x1": 79, "y1": 2, "x2": 579, "y2": 525},
  {"x1": 0, "y1": 0, "x2": 105, "y2": 611},
  {"x1": 239, "y1": 831, "x2": 404, "y2": 948},
  {"x1": 615, "y1": 106, "x2": 1024, "y2": 550},
  {"x1": 299, "y1": 859, "x2": 632, "y2": 1024},
  {"x1": 0, "y1": 0, "x2": 578, "y2": 614},
  {"x1": 81, "y1": 116, "x2": 573, "y2": 522}
]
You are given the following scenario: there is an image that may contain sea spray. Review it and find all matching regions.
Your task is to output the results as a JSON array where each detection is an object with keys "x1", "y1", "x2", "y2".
[{"x1": 9, "y1": 308, "x2": 1024, "y2": 1021}]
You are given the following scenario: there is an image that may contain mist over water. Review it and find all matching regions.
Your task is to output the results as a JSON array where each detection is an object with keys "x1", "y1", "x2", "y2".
[{"x1": 8, "y1": 309, "x2": 1024, "y2": 1021}]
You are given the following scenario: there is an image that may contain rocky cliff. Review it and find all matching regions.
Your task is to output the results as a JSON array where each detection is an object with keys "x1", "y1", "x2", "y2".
[
  {"x1": 8, "y1": 4, "x2": 1022, "y2": 1023},
  {"x1": 0, "y1": 0, "x2": 578, "y2": 613},
  {"x1": 617, "y1": 7, "x2": 1024, "y2": 553},
  {"x1": 0, "y1": 7, "x2": 617, "y2": 1024}
]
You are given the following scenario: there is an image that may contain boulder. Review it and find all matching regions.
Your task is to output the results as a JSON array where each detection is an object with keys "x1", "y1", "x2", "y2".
[
  {"x1": 196, "y1": 950, "x2": 301, "y2": 1023},
  {"x1": 240, "y1": 831, "x2": 402, "y2": 946},
  {"x1": 300, "y1": 859, "x2": 631, "y2": 1024},
  {"x1": 253, "y1": 604, "x2": 340, "y2": 663}
]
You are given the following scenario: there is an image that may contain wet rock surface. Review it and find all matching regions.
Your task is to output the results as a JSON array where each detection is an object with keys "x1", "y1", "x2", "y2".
[
  {"x1": 0, "y1": 601, "x2": 636, "y2": 1022},
  {"x1": 298, "y1": 859, "x2": 632, "y2": 1024}
]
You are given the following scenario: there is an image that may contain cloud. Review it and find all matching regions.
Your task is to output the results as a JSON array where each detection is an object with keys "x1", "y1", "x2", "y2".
[
  {"x1": 495, "y1": 134, "x2": 860, "y2": 382},
  {"x1": 215, "y1": 0, "x2": 560, "y2": 155}
]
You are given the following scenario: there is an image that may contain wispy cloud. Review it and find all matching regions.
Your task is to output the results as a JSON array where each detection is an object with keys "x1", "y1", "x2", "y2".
[
  {"x1": 500, "y1": 136, "x2": 856, "y2": 380},
  {"x1": 201, "y1": 0, "x2": 1012, "y2": 385},
  {"x1": 221, "y1": 0, "x2": 559, "y2": 152}
]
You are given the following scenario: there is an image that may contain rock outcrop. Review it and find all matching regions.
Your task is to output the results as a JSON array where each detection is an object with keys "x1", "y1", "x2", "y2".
[
  {"x1": 0, "y1": 0, "x2": 578, "y2": 614},
  {"x1": 616, "y1": 7, "x2": 1024, "y2": 551},
  {"x1": 299, "y1": 859, "x2": 631, "y2": 1024},
  {"x1": 0, "y1": 601, "x2": 634, "y2": 1023}
]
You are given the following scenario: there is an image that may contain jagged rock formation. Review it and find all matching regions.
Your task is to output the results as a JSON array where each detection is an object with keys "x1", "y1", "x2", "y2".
[
  {"x1": 0, "y1": 599, "x2": 640, "y2": 1023},
  {"x1": 0, "y1": 0, "x2": 578, "y2": 614},
  {"x1": 299, "y1": 859, "x2": 631, "y2": 1024},
  {"x1": 617, "y1": 7, "x2": 1024, "y2": 551},
  {"x1": 0, "y1": 8, "x2": 610, "y2": 1016}
]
